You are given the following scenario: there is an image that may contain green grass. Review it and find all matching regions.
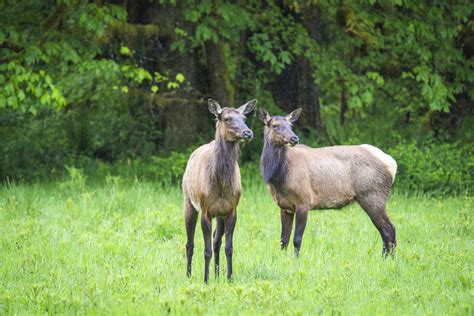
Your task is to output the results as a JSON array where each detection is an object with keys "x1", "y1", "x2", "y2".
[{"x1": 0, "y1": 175, "x2": 472, "y2": 314}]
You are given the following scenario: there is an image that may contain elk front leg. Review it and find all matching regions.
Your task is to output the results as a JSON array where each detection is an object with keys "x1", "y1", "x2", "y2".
[
  {"x1": 224, "y1": 211, "x2": 237, "y2": 281},
  {"x1": 184, "y1": 201, "x2": 198, "y2": 278},
  {"x1": 294, "y1": 208, "x2": 309, "y2": 257},
  {"x1": 213, "y1": 217, "x2": 225, "y2": 278},
  {"x1": 281, "y1": 209, "x2": 294, "y2": 250},
  {"x1": 201, "y1": 213, "x2": 212, "y2": 284}
]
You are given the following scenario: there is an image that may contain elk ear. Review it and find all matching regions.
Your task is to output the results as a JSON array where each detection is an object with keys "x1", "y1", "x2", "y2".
[
  {"x1": 286, "y1": 108, "x2": 302, "y2": 123},
  {"x1": 208, "y1": 99, "x2": 223, "y2": 117},
  {"x1": 259, "y1": 108, "x2": 271, "y2": 125},
  {"x1": 237, "y1": 99, "x2": 257, "y2": 115}
]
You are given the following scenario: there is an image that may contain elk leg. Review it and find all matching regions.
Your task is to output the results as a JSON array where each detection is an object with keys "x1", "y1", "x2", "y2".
[
  {"x1": 184, "y1": 201, "x2": 198, "y2": 278},
  {"x1": 294, "y1": 208, "x2": 308, "y2": 257},
  {"x1": 281, "y1": 209, "x2": 294, "y2": 250},
  {"x1": 357, "y1": 194, "x2": 396, "y2": 257},
  {"x1": 224, "y1": 211, "x2": 237, "y2": 281},
  {"x1": 201, "y1": 213, "x2": 212, "y2": 284},
  {"x1": 213, "y1": 217, "x2": 225, "y2": 278}
]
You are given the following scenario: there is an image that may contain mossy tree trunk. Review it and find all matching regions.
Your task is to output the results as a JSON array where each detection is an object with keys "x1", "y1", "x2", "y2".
[{"x1": 205, "y1": 41, "x2": 235, "y2": 105}]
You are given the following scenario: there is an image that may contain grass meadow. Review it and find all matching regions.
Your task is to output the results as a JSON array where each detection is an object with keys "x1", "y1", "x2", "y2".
[{"x1": 0, "y1": 173, "x2": 472, "y2": 314}]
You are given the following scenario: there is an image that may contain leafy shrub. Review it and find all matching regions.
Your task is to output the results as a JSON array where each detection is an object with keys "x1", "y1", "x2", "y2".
[
  {"x1": 1, "y1": 105, "x2": 472, "y2": 196},
  {"x1": 61, "y1": 166, "x2": 87, "y2": 192},
  {"x1": 128, "y1": 152, "x2": 190, "y2": 184},
  {"x1": 388, "y1": 141, "x2": 473, "y2": 194},
  {"x1": 0, "y1": 97, "x2": 163, "y2": 182},
  {"x1": 76, "y1": 151, "x2": 192, "y2": 185},
  {"x1": 0, "y1": 109, "x2": 74, "y2": 181}
]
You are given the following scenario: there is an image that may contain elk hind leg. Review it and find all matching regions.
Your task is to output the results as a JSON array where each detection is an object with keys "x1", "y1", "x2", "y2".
[
  {"x1": 293, "y1": 208, "x2": 309, "y2": 257},
  {"x1": 357, "y1": 194, "x2": 396, "y2": 257}
]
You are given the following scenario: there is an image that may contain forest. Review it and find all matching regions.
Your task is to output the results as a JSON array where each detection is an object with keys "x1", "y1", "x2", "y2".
[{"x1": 0, "y1": 0, "x2": 472, "y2": 193}]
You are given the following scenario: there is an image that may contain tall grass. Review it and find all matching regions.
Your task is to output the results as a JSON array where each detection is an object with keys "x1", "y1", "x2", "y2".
[{"x1": 0, "y1": 174, "x2": 472, "y2": 314}]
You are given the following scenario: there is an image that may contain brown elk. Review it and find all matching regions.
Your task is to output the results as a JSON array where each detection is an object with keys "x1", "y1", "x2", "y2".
[
  {"x1": 183, "y1": 98, "x2": 256, "y2": 283},
  {"x1": 259, "y1": 108, "x2": 397, "y2": 257}
]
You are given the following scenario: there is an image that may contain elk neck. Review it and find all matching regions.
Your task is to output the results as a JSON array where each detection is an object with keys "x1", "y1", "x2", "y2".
[
  {"x1": 260, "y1": 129, "x2": 288, "y2": 186},
  {"x1": 208, "y1": 127, "x2": 240, "y2": 189}
]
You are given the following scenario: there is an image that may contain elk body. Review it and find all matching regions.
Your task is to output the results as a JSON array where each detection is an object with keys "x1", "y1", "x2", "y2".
[
  {"x1": 259, "y1": 108, "x2": 397, "y2": 256},
  {"x1": 183, "y1": 99, "x2": 256, "y2": 283}
]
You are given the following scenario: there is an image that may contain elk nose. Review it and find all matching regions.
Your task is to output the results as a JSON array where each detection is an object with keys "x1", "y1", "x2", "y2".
[
  {"x1": 243, "y1": 129, "x2": 253, "y2": 139},
  {"x1": 289, "y1": 136, "x2": 299, "y2": 145}
]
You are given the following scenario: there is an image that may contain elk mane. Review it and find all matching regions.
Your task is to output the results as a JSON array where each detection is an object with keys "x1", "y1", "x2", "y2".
[
  {"x1": 260, "y1": 132, "x2": 288, "y2": 186},
  {"x1": 208, "y1": 133, "x2": 240, "y2": 189}
]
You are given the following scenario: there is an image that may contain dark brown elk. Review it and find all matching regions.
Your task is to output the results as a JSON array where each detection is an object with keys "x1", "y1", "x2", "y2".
[
  {"x1": 259, "y1": 108, "x2": 397, "y2": 257},
  {"x1": 183, "y1": 98, "x2": 256, "y2": 283}
]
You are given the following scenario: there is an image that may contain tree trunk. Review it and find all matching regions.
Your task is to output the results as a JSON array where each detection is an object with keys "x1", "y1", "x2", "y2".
[
  {"x1": 204, "y1": 0, "x2": 234, "y2": 105},
  {"x1": 296, "y1": 57, "x2": 328, "y2": 141},
  {"x1": 270, "y1": 4, "x2": 328, "y2": 141},
  {"x1": 205, "y1": 41, "x2": 234, "y2": 105},
  {"x1": 340, "y1": 80, "x2": 348, "y2": 126}
]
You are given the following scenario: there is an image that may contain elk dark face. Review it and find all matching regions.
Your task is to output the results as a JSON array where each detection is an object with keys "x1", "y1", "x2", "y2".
[
  {"x1": 259, "y1": 108, "x2": 302, "y2": 147},
  {"x1": 208, "y1": 99, "x2": 256, "y2": 142}
]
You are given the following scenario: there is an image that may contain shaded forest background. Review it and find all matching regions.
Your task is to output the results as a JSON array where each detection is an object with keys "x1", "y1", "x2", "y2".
[{"x1": 0, "y1": 0, "x2": 473, "y2": 193}]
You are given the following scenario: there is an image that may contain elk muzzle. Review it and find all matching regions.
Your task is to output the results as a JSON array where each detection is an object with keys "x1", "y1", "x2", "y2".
[
  {"x1": 242, "y1": 129, "x2": 253, "y2": 140},
  {"x1": 289, "y1": 136, "x2": 299, "y2": 146}
]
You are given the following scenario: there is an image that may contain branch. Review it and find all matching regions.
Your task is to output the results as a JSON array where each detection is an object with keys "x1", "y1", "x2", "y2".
[
  {"x1": 336, "y1": 4, "x2": 375, "y2": 46},
  {"x1": 41, "y1": 2, "x2": 68, "y2": 34},
  {"x1": 128, "y1": 88, "x2": 206, "y2": 107},
  {"x1": 0, "y1": 39, "x2": 23, "y2": 52},
  {"x1": 107, "y1": 21, "x2": 172, "y2": 41},
  {"x1": 0, "y1": 40, "x2": 25, "y2": 62},
  {"x1": 40, "y1": 2, "x2": 68, "y2": 45}
]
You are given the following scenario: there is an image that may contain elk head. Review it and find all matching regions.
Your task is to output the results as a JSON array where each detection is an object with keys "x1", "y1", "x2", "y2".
[
  {"x1": 259, "y1": 108, "x2": 302, "y2": 146},
  {"x1": 208, "y1": 99, "x2": 256, "y2": 142}
]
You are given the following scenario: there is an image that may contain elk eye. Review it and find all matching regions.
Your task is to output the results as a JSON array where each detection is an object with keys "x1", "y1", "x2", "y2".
[
  {"x1": 272, "y1": 125, "x2": 278, "y2": 129},
  {"x1": 224, "y1": 117, "x2": 230, "y2": 122}
]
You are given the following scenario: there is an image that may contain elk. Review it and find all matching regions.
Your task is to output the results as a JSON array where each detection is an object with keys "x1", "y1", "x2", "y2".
[
  {"x1": 182, "y1": 98, "x2": 256, "y2": 283},
  {"x1": 259, "y1": 108, "x2": 397, "y2": 257}
]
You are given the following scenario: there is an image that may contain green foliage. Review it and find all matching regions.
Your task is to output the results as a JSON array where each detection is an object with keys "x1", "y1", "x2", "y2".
[
  {"x1": 247, "y1": 3, "x2": 303, "y2": 74},
  {"x1": 99, "y1": 152, "x2": 190, "y2": 185},
  {"x1": 149, "y1": 152, "x2": 189, "y2": 183},
  {"x1": 0, "y1": 182, "x2": 472, "y2": 313},
  {"x1": 311, "y1": 0, "x2": 473, "y2": 118},
  {"x1": 0, "y1": 108, "x2": 73, "y2": 181},
  {"x1": 0, "y1": 98, "x2": 163, "y2": 181},
  {"x1": 389, "y1": 141, "x2": 474, "y2": 194},
  {"x1": 63, "y1": 166, "x2": 87, "y2": 192},
  {"x1": 0, "y1": 1, "x2": 182, "y2": 114},
  {"x1": 1, "y1": 101, "x2": 471, "y2": 194},
  {"x1": 61, "y1": 151, "x2": 192, "y2": 185},
  {"x1": 1, "y1": 2, "x2": 119, "y2": 112},
  {"x1": 181, "y1": 1, "x2": 254, "y2": 46}
]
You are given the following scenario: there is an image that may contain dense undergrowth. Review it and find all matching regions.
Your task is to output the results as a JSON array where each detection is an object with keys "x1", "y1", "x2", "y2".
[{"x1": 3, "y1": 141, "x2": 472, "y2": 195}]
